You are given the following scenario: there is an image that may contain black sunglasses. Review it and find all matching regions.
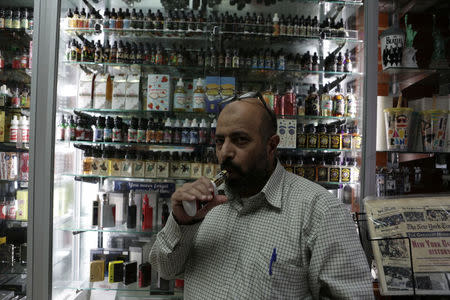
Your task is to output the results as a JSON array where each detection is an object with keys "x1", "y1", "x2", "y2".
[{"x1": 219, "y1": 91, "x2": 277, "y2": 131}]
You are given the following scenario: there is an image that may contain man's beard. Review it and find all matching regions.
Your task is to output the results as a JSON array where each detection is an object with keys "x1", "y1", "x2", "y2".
[{"x1": 220, "y1": 153, "x2": 270, "y2": 196}]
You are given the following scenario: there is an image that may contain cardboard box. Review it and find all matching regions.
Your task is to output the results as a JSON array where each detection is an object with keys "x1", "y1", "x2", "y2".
[
  {"x1": 205, "y1": 77, "x2": 235, "y2": 113},
  {"x1": 112, "y1": 74, "x2": 127, "y2": 110},
  {"x1": 93, "y1": 74, "x2": 112, "y2": 109},
  {"x1": 147, "y1": 74, "x2": 170, "y2": 111},
  {"x1": 77, "y1": 73, "x2": 95, "y2": 108}
]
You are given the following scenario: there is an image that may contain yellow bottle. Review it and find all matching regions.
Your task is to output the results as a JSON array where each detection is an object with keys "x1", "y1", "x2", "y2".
[
  {"x1": 173, "y1": 78, "x2": 187, "y2": 112},
  {"x1": 192, "y1": 78, "x2": 206, "y2": 112},
  {"x1": 82, "y1": 148, "x2": 94, "y2": 175}
]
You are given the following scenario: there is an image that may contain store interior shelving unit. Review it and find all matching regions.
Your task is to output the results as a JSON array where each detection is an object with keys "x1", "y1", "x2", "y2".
[
  {"x1": 0, "y1": 1, "x2": 33, "y2": 299},
  {"x1": 376, "y1": 0, "x2": 450, "y2": 197},
  {"x1": 52, "y1": 0, "x2": 366, "y2": 298}
]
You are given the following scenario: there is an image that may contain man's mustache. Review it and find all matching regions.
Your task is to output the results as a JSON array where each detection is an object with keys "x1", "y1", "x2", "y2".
[{"x1": 220, "y1": 160, "x2": 243, "y2": 175}]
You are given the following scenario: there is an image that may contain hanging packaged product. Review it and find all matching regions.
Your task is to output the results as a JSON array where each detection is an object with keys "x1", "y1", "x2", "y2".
[
  {"x1": 192, "y1": 78, "x2": 206, "y2": 112},
  {"x1": 126, "y1": 74, "x2": 140, "y2": 110},
  {"x1": 0, "y1": 111, "x2": 5, "y2": 142},
  {"x1": 318, "y1": 124, "x2": 330, "y2": 149},
  {"x1": 306, "y1": 124, "x2": 318, "y2": 148},
  {"x1": 205, "y1": 76, "x2": 235, "y2": 113},
  {"x1": 317, "y1": 158, "x2": 329, "y2": 182},
  {"x1": 277, "y1": 119, "x2": 297, "y2": 149},
  {"x1": 112, "y1": 74, "x2": 127, "y2": 110},
  {"x1": 93, "y1": 74, "x2": 112, "y2": 109},
  {"x1": 145, "y1": 151, "x2": 157, "y2": 178},
  {"x1": 15, "y1": 190, "x2": 27, "y2": 221},
  {"x1": 147, "y1": 74, "x2": 170, "y2": 111},
  {"x1": 329, "y1": 159, "x2": 341, "y2": 183},
  {"x1": 173, "y1": 78, "x2": 187, "y2": 111},
  {"x1": 0, "y1": 152, "x2": 18, "y2": 180},
  {"x1": 156, "y1": 151, "x2": 170, "y2": 178},
  {"x1": 78, "y1": 73, "x2": 95, "y2": 108}
]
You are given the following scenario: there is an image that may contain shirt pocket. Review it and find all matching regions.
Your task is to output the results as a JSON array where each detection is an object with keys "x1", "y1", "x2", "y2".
[{"x1": 269, "y1": 262, "x2": 310, "y2": 299}]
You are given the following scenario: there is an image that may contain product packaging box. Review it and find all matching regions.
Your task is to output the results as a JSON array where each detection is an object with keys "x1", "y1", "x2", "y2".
[
  {"x1": 90, "y1": 248, "x2": 129, "y2": 276},
  {"x1": 90, "y1": 260, "x2": 105, "y2": 282},
  {"x1": 15, "y1": 190, "x2": 27, "y2": 221},
  {"x1": 126, "y1": 74, "x2": 141, "y2": 110},
  {"x1": 147, "y1": 74, "x2": 170, "y2": 111},
  {"x1": 0, "y1": 152, "x2": 18, "y2": 180},
  {"x1": 18, "y1": 153, "x2": 29, "y2": 181},
  {"x1": 112, "y1": 74, "x2": 127, "y2": 110},
  {"x1": 93, "y1": 74, "x2": 112, "y2": 109},
  {"x1": 277, "y1": 119, "x2": 297, "y2": 149},
  {"x1": 205, "y1": 76, "x2": 235, "y2": 113},
  {"x1": 77, "y1": 73, "x2": 95, "y2": 108},
  {"x1": 108, "y1": 260, "x2": 124, "y2": 283},
  {"x1": 0, "y1": 111, "x2": 5, "y2": 142}
]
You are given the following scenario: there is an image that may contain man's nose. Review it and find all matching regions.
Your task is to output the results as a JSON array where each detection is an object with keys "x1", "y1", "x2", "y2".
[{"x1": 219, "y1": 139, "x2": 235, "y2": 161}]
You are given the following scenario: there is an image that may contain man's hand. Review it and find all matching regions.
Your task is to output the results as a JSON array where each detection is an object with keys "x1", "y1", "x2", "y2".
[{"x1": 171, "y1": 177, "x2": 228, "y2": 225}]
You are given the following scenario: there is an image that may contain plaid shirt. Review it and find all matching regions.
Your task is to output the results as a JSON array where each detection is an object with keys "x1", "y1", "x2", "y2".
[{"x1": 150, "y1": 162, "x2": 374, "y2": 299}]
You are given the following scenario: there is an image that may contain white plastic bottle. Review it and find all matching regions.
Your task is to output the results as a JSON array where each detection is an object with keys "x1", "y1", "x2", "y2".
[
  {"x1": 9, "y1": 115, "x2": 19, "y2": 143},
  {"x1": 22, "y1": 116, "x2": 30, "y2": 143}
]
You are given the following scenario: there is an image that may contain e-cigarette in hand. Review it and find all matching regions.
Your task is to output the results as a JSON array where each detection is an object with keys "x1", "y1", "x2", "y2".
[{"x1": 182, "y1": 170, "x2": 228, "y2": 217}]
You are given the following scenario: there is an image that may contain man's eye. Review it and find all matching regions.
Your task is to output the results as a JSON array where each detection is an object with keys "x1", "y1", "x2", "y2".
[{"x1": 236, "y1": 137, "x2": 249, "y2": 144}]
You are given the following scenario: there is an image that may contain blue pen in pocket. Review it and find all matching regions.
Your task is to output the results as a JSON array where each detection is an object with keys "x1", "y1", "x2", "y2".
[{"x1": 269, "y1": 248, "x2": 277, "y2": 276}]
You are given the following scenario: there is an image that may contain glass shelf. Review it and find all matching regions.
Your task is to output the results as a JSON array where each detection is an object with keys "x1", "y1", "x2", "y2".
[
  {"x1": 378, "y1": 67, "x2": 450, "y2": 89},
  {"x1": 0, "y1": 264, "x2": 27, "y2": 275},
  {"x1": 64, "y1": 140, "x2": 198, "y2": 150},
  {"x1": 56, "y1": 222, "x2": 161, "y2": 235},
  {"x1": 378, "y1": 150, "x2": 450, "y2": 154},
  {"x1": 280, "y1": 147, "x2": 361, "y2": 153},
  {"x1": 54, "y1": 280, "x2": 183, "y2": 297},
  {"x1": 61, "y1": 173, "x2": 195, "y2": 182},
  {"x1": 68, "y1": 108, "x2": 358, "y2": 121},
  {"x1": 0, "y1": 142, "x2": 29, "y2": 152},
  {"x1": 62, "y1": 61, "x2": 363, "y2": 77}
]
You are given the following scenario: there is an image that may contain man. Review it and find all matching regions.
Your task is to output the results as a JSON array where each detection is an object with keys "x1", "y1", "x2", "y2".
[{"x1": 150, "y1": 94, "x2": 374, "y2": 299}]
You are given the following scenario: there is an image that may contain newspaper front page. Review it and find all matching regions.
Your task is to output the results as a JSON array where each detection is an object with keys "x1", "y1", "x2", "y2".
[{"x1": 365, "y1": 195, "x2": 450, "y2": 295}]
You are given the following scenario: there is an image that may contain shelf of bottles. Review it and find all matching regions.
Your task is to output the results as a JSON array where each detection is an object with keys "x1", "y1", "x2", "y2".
[{"x1": 53, "y1": 0, "x2": 365, "y2": 298}]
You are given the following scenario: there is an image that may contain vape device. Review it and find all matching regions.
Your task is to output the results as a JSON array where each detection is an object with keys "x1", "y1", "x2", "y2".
[
  {"x1": 92, "y1": 196, "x2": 99, "y2": 226},
  {"x1": 100, "y1": 193, "x2": 116, "y2": 228},
  {"x1": 182, "y1": 170, "x2": 228, "y2": 216},
  {"x1": 138, "y1": 262, "x2": 151, "y2": 287},
  {"x1": 123, "y1": 261, "x2": 137, "y2": 285},
  {"x1": 90, "y1": 260, "x2": 105, "y2": 282},
  {"x1": 108, "y1": 260, "x2": 124, "y2": 283},
  {"x1": 127, "y1": 190, "x2": 137, "y2": 229},
  {"x1": 142, "y1": 194, "x2": 153, "y2": 230}
]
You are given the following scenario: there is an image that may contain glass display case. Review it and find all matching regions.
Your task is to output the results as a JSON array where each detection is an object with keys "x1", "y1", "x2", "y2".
[
  {"x1": 376, "y1": 0, "x2": 450, "y2": 197},
  {"x1": 30, "y1": 0, "x2": 372, "y2": 298},
  {"x1": 0, "y1": 0, "x2": 34, "y2": 298}
]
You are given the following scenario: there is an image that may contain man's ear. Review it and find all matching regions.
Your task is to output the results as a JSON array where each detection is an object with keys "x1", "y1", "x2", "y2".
[{"x1": 267, "y1": 135, "x2": 280, "y2": 157}]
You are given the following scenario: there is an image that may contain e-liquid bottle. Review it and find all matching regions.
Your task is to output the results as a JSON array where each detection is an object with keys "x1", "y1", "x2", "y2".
[
  {"x1": 332, "y1": 85, "x2": 345, "y2": 117},
  {"x1": 320, "y1": 85, "x2": 332, "y2": 117},
  {"x1": 173, "y1": 78, "x2": 187, "y2": 111},
  {"x1": 192, "y1": 79, "x2": 206, "y2": 112},
  {"x1": 317, "y1": 157, "x2": 329, "y2": 182},
  {"x1": 340, "y1": 158, "x2": 352, "y2": 183},
  {"x1": 318, "y1": 124, "x2": 330, "y2": 149},
  {"x1": 352, "y1": 127, "x2": 362, "y2": 150},
  {"x1": 296, "y1": 123, "x2": 307, "y2": 148},
  {"x1": 99, "y1": 149, "x2": 111, "y2": 176},
  {"x1": 303, "y1": 156, "x2": 316, "y2": 181},
  {"x1": 163, "y1": 118, "x2": 173, "y2": 144},
  {"x1": 173, "y1": 119, "x2": 181, "y2": 144},
  {"x1": 329, "y1": 158, "x2": 341, "y2": 183},
  {"x1": 146, "y1": 118, "x2": 155, "y2": 143},
  {"x1": 137, "y1": 118, "x2": 147, "y2": 143},
  {"x1": 57, "y1": 115, "x2": 67, "y2": 141},
  {"x1": 329, "y1": 124, "x2": 341, "y2": 149},
  {"x1": 181, "y1": 118, "x2": 190, "y2": 144},
  {"x1": 312, "y1": 52, "x2": 319, "y2": 72},
  {"x1": 305, "y1": 84, "x2": 319, "y2": 116},
  {"x1": 345, "y1": 85, "x2": 357, "y2": 118},
  {"x1": 341, "y1": 125, "x2": 352, "y2": 150},
  {"x1": 122, "y1": 150, "x2": 134, "y2": 177},
  {"x1": 336, "y1": 52, "x2": 344, "y2": 73},
  {"x1": 75, "y1": 116, "x2": 85, "y2": 141},
  {"x1": 112, "y1": 116, "x2": 123, "y2": 142},
  {"x1": 104, "y1": 116, "x2": 114, "y2": 142},
  {"x1": 83, "y1": 148, "x2": 94, "y2": 175},
  {"x1": 170, "y1": 152, "x2": 180, "y2": 177},
  {"x1": 199, "y1": 119, "x2": 207, "y2": 145},
  {"x1": 344, "y1": 49, "x2": 352, "y2": 73},
  {"x1": 306, "y1": 124, "x2": 318, "y2": 148},
  {"x1": 191, "y1": 152, "x2": 203, "y2": 178},
  {"x1": 155, "y1": 118, "x2": 164, "y2": 144},
  {"x1": 128, "y1": 117, "x2": 138, "y2": 143},
  {"x1": 189, "y1": 118, "x2": 199, "y2": 145}
]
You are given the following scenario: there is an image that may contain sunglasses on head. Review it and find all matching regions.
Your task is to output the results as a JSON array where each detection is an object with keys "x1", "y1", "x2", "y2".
[{"x1": 219, "y1": 91, "x2": 277, "y2": 130}]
